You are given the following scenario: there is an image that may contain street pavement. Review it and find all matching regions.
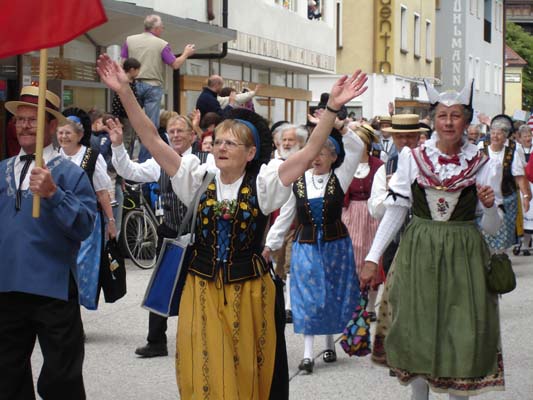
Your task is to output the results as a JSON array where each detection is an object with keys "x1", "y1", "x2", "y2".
[{"x1": 31, "y1": 254, "x2": 533, "y2": 399}]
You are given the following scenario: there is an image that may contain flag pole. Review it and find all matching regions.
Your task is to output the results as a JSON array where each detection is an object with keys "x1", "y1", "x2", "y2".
[{"x1": 32, "y1": 48, "x2": 49, "y2": 218}]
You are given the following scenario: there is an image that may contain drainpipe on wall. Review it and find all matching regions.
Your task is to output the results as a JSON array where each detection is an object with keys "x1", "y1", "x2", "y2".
[{"x1": 173, "y1": 0, "x2": 230, "y2": 111}]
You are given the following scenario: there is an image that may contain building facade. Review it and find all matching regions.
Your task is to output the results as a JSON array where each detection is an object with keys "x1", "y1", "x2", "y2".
[
  {"x1": 0, "y1": 0, "x2": 338, "y2": 158},
  {"x1": 310, "y1": 0, "x2": 436, "y2": 120},
  {"x1": 504, "y1": 45, "x2": 527, "y2": 116},
  {"x1": 507, "y1": 0, "x2": 533, "y2": 33},
  {"x1": 179, "y1": 0, "x2": 337, "y2": 124},
  {"x1": 435, "y1": 0, "x2": 504, "y2": 117}
]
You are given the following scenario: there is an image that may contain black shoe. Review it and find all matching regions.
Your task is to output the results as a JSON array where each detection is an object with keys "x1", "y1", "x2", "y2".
[
  {"x1": 298, "y1": 358, "x2": 314, "y2": 373},
  {"x1": 323, "y1": 349, "x2": 337, "y2": 363},
  {"x1": 524, "y1": 250, "x2": 531, "y2": 256},
  {"x1": 135, "y1": 343, "x2": 168, "y2": 358},
  {"x1": 285, "y1": 309, "x2": 293, "y2": 324},
  {"x1": 368, "y1": 311, "x2": 377, "y2": 322}
]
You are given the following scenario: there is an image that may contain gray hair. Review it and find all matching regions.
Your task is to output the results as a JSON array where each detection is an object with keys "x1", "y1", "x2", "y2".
[
  {"x1": 429, "y1": 105, "x2": 472, "y2": 123},
  {"x1": 518, "y1": 124, "x2": 531, "y2": 137},
  {"x1": 490, "y1": 120, "x2": 512, "y2": 136},
  {"x1": 274, "y1": 124, "x2": 309, "y2": 148},
  {"x1": 144, "y1": 15, "x2": 162, "y2": 31}
]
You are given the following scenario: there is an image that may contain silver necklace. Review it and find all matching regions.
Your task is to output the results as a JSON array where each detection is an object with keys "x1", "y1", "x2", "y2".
[{"x1": 311, "y1": 172, "x2": 329, "y2": 190}]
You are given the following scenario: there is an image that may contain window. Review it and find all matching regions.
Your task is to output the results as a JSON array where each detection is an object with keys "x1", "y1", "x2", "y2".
[
  {"x1": 475, "y1": 58, "x2": 481, "y2": 90},
  {"x1": 484, "y1": 0, "x2": 492, "y2": 43},
  {"x1": 470, "y1": 0, "x2": 477, "y2": 15},
  {"x1": 468, "y1": 55, "x2": 474, "y2": 82},
  {"x1": 494, "y1": 65, "x2": 501, "y2": 95},
  {"x1": 425, "y1": 20, "x2": 432, "y2": 61},
  {"x1": 400, "y1": 5, "x2": 408, "y2": 53},
  {"x1": 336, "y1": 1, "x2": 343, "y2": 49},
  {"x1": 308, "y1": 0, "x2": 322, "y2": 20},
  {"x1": 485, "y1": 61, "x2": 491, "y2": 93},
  {"x1": 275, "y1": 0, "x2": 296, "y2": 11},
  {"x1": 414, "y1": 13, "x2": 421, "y2": 58}
]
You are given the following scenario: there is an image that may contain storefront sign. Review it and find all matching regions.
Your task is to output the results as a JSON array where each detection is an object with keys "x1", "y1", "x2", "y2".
[
  {"x1": 451, "y1": 0, "x2": 463, "y2": 87},
  {"x1": 505, "y1": 73, "x2": 521, "y2": 83},
  {"x1": 374, "y1": 0, "x2": 394, "y2": 74}
]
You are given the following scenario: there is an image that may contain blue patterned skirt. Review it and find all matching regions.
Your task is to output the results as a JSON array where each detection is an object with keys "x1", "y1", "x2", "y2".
[
  {"x1": 481, "y1": 192, "x2": 518, "y2": 251},
  {"x1": 290, "y1": 231, "x2": 360, "y2": 335}
]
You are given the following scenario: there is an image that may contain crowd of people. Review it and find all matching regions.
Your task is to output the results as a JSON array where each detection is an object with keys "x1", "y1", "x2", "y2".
[{"x1": 3, "y1": 13, "x2": 533, "y2": 400}]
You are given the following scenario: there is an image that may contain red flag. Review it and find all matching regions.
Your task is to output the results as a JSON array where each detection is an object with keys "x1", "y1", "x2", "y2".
[
  {"x1": 0, "y1": 0, "x2": 107, "y2": 58},
  {"x1": 528, "y1": 113, "x2": 533, "y2": 129}
]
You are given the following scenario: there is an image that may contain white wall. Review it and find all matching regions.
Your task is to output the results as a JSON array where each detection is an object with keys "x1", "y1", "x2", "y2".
[
  {"x1": 114, "y1": 0, "x2": 209, "y2": 22},
  {"x1": 228, "y1": 0, "x2": 336, "y2": 58}
]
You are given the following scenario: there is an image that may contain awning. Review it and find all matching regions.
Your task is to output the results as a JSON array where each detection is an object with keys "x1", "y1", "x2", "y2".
[{"x1": 86, "y1": 0, "x2": 236, "y2": 52}]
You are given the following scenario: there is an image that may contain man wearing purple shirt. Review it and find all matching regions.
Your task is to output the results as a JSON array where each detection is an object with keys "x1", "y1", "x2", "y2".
[{"x1": 122, "y1": 14, "x2": 195, "y2": 161}]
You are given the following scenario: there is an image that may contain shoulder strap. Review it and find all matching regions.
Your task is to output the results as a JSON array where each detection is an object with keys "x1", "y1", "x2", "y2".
[
  {"x1": 80, "y1": 147, "x2": 100, "y2": 184},
  {"x1": 176, "y1": 172, "x2": 216, "y2": 241}
]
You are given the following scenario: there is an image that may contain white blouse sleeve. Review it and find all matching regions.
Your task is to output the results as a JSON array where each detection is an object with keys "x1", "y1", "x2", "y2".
[
  {"x1": 336, "y1": 130, "x2": 365, "y2": 192},
  {"x1": 256, "y1": 158, "x2": 292, "y2": 215},
  {"x1": 265, "y1": 193, "x2": 297, "y2": 251},
  {"x1": 512, "y1": 147, "x2": 525, "y2": 176},
  {"x1": 476, "y1": 157, "x2": 504, "y2": 235},
  {"x1": 367, "y1": 165, "x2": 387, "y2": 220},
  {"x1": 111, "y1": 144, "x2": 161, "y2": 183},
  {"x1": 384, "y1": 147, "x2": 418, "y2": 208},
  {"x1": 92, "y1": 154, "x2": 112, "y2": 192},
  {"x1": 365, "y1": 205, "x2": 409, "y2": 264},
  {"x1": 170, "y1": 154, "x2": 209, "y2": 207}
]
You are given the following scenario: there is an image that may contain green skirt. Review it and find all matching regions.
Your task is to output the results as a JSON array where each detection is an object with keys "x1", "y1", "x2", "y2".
[{"x1": 383, "y1": 216, "x2": 504, "y2": 394}]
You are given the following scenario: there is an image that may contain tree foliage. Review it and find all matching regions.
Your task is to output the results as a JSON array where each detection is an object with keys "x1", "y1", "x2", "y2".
[{"x1": 506, "y1": 22, "x2": 533, "y2": 110}]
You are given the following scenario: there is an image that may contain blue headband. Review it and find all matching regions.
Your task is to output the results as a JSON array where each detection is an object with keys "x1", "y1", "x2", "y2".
[
  {"x1": 235, "y1": 118, "x2": 261, "y2": 160},
  {"x1": 66, "y1": 115, "x2": 81, "y2": 124},
  {"x1": 328, "y1": 136, "x2": 341, "y2": 155}
]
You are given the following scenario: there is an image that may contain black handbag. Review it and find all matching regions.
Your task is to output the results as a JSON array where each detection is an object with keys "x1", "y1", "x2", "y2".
[
  {"x1": 486, "y1": 253, "x2": 516, "y2": 294},
  {"x1": 268, "y1": 265, "x2": 289, "y2": 400},
  {"x1": 99, "y1": 238, "x2": 127, "y2": 303}
]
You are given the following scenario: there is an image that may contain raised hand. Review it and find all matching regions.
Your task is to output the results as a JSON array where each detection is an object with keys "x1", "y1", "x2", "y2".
[
  {"x1": 183, "y1": 44, "x2": 196, "y2": 57},
  {"x1": 96, "y1": 54, "x2": 130, "y2": 93},
  {"x1": 328, "y1": 69, "x2": 368, "y2": 110},
  {"x1": 105, "y1": 118, "x2": 124, "y2": 146},
  {"x1": 190, "y1": 109, "x2": 201, "y2": 129}
]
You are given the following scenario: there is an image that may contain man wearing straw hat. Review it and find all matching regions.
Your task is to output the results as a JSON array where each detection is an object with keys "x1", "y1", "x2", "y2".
[
  {"x1": 0, "y1": 86, "x2": 96, "y2": 399},
  {"x1": 367, "y1": 114, "x2": 428, "y2": 274}
]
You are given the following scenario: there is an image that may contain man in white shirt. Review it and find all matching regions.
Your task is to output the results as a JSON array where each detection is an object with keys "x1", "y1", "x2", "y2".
[{"x1": 109, "y1": 114, "x2": 214, "y2": 357}]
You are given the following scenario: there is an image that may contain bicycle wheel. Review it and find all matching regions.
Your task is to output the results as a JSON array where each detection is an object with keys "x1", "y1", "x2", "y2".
[{"x1": 122, "y1": 209, "x2": 158, "y2": 269}]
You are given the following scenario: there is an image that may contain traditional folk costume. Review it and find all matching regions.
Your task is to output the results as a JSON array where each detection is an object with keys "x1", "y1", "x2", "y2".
[
  {"x1": 518, "y1": 143, "x2": 533, "y2": 248},
  {"x1": 342, "y1": 156, "x2": 383, "y2": 273},
  {"x1": 170, "y1": 110, "x2": 291, "y2": 400},
  {"x1": 366, "y1": 86, "x2": 506, "y2": 397},
  {"x1": 479, "y1": 137, "x2": 525, "y2": 252},
  {"x1": 266, "y1": 131, "x2": 363, "y2": 339},
  {"x1": 60, "y1": 144, "x2": 111, "y2": 310}
]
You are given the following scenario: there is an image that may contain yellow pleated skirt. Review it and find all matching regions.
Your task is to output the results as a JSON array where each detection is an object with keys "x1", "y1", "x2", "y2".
[{"x1": 176, "y1": 272, "x2": 276, "y2": 400}]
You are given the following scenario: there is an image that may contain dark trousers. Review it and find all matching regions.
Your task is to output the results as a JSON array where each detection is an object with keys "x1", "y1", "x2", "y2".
[
  {"x1": 146, "y1": 223, "x2": 178, "y2": 344},
  {"x1": 0, "y1": 277, "x2": 85, "y2": 400}
]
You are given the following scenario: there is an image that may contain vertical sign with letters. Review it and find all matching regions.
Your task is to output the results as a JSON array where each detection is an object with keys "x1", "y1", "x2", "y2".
[
  {"x1": 451, "y1": 0, "x2": 464, "y2": 88},
  {"x1": 374, "y1": 0, "x2": 394, "y2": 74}
]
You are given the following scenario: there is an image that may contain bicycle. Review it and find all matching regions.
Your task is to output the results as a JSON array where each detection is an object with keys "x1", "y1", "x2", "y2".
[{"x1": 121, "y1": 182, "x2": 160, "y2": 269}]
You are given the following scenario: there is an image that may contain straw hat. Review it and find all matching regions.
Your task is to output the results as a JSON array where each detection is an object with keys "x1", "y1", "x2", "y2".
[
  {"x1": 5, "y1": 86, "x2": 67, "y2": 124},
  {"x1": 379, "y1": 115, "x2": 392, "y2": 124},
  {"x1": 382, "y1": 114, "x2": 429, "y2": 134},
  {"x1": 355, "y1": 124, "x2": 379, "y2": 145}
]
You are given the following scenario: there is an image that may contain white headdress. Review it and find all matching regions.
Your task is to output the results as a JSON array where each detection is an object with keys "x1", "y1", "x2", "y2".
[{"x1": 424, "y1": 79, "x2": 474, "y2": 122}]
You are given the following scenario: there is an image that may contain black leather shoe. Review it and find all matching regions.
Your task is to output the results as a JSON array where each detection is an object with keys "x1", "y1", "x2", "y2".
[
  {"x1": 368, "y1": 311, "x2": 377, "y2": 322},
  {"x1": 135, "y1": 343, "x2": 168, "y2": 358},
  {"x1": 285, "y1": 309, "x2": 293, "y2": 324},
  {"x1": 323, "y1": 349, "x2": 337, "y2": 363},
  {"x1": 298, "y1": 358, "x2": 314, "y2": 373}
]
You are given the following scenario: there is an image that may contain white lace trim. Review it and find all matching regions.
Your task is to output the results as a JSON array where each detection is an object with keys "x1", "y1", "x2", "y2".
[{"x1": 423, "y1": 137, "x2": 479, "y2": 181}]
